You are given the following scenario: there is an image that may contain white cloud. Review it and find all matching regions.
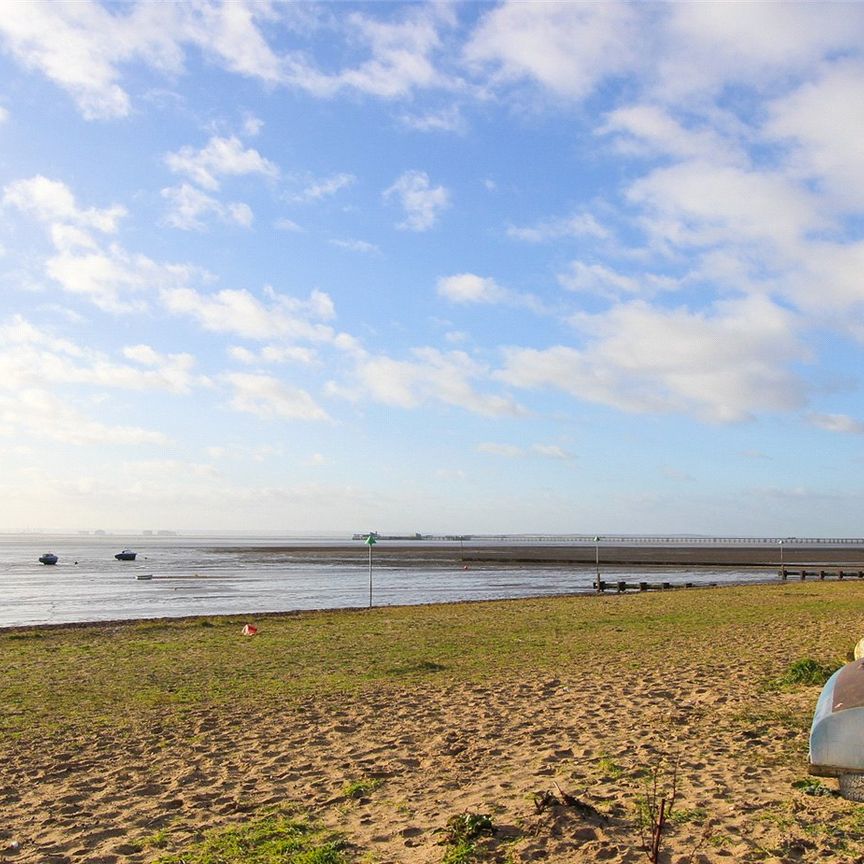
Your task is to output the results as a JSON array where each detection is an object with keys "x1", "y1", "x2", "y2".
[
  {"x1": 50, "y1": 224, "x2": 100, "y2": 253},
  {"x1": 477, "y1": 442, "x2": 572, "y2": 460},
  {"x1": 437, "y1": 272, "x2": 544, "y2": 312},
  {"x1": 628, "y1": 160, "x2": 826, "y2": 251},
  {"x1": 532, "y1": 444, "x2": 572, "y2": 461},
  {"x1": 808, "y1": 413, "x2": 864, "y2": 435},
  {"x1": 498, "y1": 296, "x2": 807, "y2": 423},
  {"x1": 224, "y1": 372, "x2": 329, "y2": 421},
  {"x1": 283, "y1": 6, "x2": 453, "y2": 99},
  {"x1": 0, "y1": 105, "x2": 8, "y2": 124},
  {"x1": 0, "y1": 389, "x2": 168, "y2": 446},
  {"x1": 165, "y1": 135, "x2": 278, "y2": 191},
  {"x1": 0, "y1": 0, "x2": 136, "y2": 119},
  {"x1": 47, "y1": 244, "x2": 195, "y2": 314},
  {"x1": 161, "y1": 183, "x2": 253, "y2": 231},
  {"x1": 274, "y1": 217, "x2": 303, "y2": 232},
  {"x1": 0, "y1": 1, "x2": 285, "y2": 119},
  {"x1": 465, "y1": 1, "x2": 637, "y2": 100},
  {"x1": 160, "y1": 287, "x2": 362, "y2": 356},
  {"x1": 399, "y1": 106, "x2": 466, "y2": 134},
  {"x1": 600, "y1": 103, "x2": 744, "y2": 166},
  {"x1": 291, "y1": 172, "x2": 355, "y2": 202},
  {"x1": 3, "y1": 175, "x2": 200, "y2": 313},
  {"x1": 242, "y1": 113, "x2": 264, "y2": 137},
  {"x1": 383, "y1": 170, "x2": 449, "y2": 231},
  {"x1": 349, "y1": 348, "x2": 524, "y2": 417},
  {"x1": 478, "y1": 442, "x2": 523, "y2": 458},
  {"x1": 3, "y1": 175, "x2": 126, "y2": 232},
  {"x1": 0, "y1": 316, "x2": 206, "y2": 395},
  {"x1": 654, "y1": 3, "x2": 864, "y2": 103},
  {"x1": 782, "y1": 239, "x2": 864, "y2": 317},
  {"x1": 507, "y1": 212, "x2": 609, "y2": 243},
  {"x1": 558, "y1": 261, "x2": 678, "y2": 300},
  {"x1": 765, "y1": 58, "x2": 864, "y2": 211},
  {"x1": 228, "y1": 345, "x2": 316, "y2": 366},
  {"x1": 184, "y1": 0, "x2": 283, "y2": 83},
  {"x1": 444, "y1": 331, "x2": 469, "y2": 345},
  {"x1": 330, "y1": 238, "x2": 380, "y2": 255},
  {"x1": 437, "y1": 273, "x2": 505, "y2": 304}
]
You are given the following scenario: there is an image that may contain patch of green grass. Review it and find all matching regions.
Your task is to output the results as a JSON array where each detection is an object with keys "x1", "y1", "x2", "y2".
[
  {"x1": 770, "y1": 657, "x2": 840, "y2": 689},
  {"x1": 669, "y1": 806, "x2": 708, "y2": 825},
  {"x1": 140, "y1": 827, "x2": 170, "y2": 849},
  {"x1": 436, "y1": 813, "x2": 496, "y2": 864},
  {"x1": 441, "y1": 840, "x2": 478, "y2": 864},
  {"x1": 792, "y1": 777, "x2": 835, "y2": 797},
  {"x1": 754, "y1": 802, "x2": 795, "y2": 831},
  {"x1": 597, "y1": 754, "x2": 624, "y2": 779},
  {"x1": 5, "y1": 582, "x2": 864, "y2": 742},
  {"x1": 386, "y1": 660, "x2": 446, "y2": 675},
  {"x1": 154, "y1": 811, "x2": 348, "y2": 864},
  {"x1": 730, "y1": 706, "x2": 811, "y2": 736},
  {"x1": 341, "y1": 777, "x2": 382, "y2": 799},
  {"x1": 708, "y1": 833, "x2": 732, "y2": 848}
]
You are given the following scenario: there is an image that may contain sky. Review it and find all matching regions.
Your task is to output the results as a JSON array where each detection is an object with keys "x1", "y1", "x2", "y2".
[{"x1": 1, "y1": 1, "x2": 864, "y2": 536}]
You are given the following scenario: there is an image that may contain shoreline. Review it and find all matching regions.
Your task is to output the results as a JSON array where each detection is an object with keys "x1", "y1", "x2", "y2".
[
  {"x1": 8, "y1": 539, "x2": 864, "y2": 632},
  {"x1": 0, "y1": 569, "x2": 798, "y2": 635}
]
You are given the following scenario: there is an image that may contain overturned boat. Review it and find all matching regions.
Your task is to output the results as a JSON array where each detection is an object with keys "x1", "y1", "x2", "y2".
[
  {"x1": 810, "y1": 658, "x2": 864, "y2": 799},
  {"x1": 115, "y1": 549, "x2": 137, "y2": 561},
  {"x1": 38, "y1": 552, "x2": 58, "y2": 565}
]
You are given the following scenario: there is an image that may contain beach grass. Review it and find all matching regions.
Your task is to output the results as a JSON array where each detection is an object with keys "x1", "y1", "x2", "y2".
[
  {"x1": 151, "y1": 810, "x2": 348, "y2": 864},
  {"x1": 1, "y1": 581, "x2": 860, "y2": 742}
]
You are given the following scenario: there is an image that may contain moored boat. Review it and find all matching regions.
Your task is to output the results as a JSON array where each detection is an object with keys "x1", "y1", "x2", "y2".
[
  {"x1": 115, "y1": 549, "x2": 137, "y2": 561},
  {"x1": 810, "y1": 658, "x2": 864, "y2": 799},
  {"x1": 38, "y1": 552, "x2": 58, "y2": 565}
]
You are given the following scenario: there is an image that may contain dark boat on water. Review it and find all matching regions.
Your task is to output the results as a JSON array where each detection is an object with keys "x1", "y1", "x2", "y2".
[
  {"x1": 38, "y1": 553, "x2": 58, "y2": 565},
  {"x1": 115, "y1": 550, "x2": 137, "y2": 561}
]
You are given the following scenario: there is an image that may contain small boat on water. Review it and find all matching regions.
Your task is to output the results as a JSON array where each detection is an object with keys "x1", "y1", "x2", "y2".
[
  {"x1": 115, "y1": 549, "x2": 137, "y2": 561},
  {"x1": 38, "y1": 553, "x2": 58, "y2": 565},
  {"x1": 135, "y1": 573, "x2": 153, "y2": 581},
  {"x1": 810, "y1": 658, "x2": 864, "y2": 799}
]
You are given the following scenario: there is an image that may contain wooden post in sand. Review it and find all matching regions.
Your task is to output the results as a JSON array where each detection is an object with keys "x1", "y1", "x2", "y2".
[{"x1": 365, "y1": 532, "x2": 377, "y2": 608}]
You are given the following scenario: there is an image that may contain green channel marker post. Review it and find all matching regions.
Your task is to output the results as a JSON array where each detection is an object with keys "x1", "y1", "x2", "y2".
[{"x1": 365, "y1": 532, "x2": 377, "y2": 607}]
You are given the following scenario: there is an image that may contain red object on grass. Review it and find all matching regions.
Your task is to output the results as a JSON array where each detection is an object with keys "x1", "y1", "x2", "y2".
[{"x1": 242, "y1": 624, "x2": 258, "y2": 636}]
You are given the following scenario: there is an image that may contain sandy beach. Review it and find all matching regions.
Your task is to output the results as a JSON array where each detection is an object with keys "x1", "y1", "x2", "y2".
[{"x1": 2, "y1": 581, "x2": 864, "y2": 863}]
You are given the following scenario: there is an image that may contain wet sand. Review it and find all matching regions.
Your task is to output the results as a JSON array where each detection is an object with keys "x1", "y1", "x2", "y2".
[{"x1": 211, "y1": 540, "x2": 864, "y2": 568}]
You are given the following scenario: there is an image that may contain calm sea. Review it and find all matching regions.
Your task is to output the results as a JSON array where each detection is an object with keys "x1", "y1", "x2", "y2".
[{"x1": 0, "y1": 533, "x2": 779, "y2": 628}]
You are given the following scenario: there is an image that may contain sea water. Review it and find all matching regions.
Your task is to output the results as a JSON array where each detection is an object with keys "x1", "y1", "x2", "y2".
[{"x1": 0, "y1": 533, "x2": 779, "y2": 628}]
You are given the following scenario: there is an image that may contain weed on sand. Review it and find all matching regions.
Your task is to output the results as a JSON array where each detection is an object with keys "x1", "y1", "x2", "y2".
[{"x1": 153, "y1": 810, "x2": 348, "y2": 864}]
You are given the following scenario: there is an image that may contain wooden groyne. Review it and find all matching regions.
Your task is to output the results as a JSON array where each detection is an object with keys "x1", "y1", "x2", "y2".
[
  {"x1": 595, "y1": 567, "x2": 864, "y2": 592},
  {"x1": 780, "y1": 567, "x2": 864, "y2": 581},
  {"x1": 593, "y1": 579, "x2": 717, "y2": 592}
]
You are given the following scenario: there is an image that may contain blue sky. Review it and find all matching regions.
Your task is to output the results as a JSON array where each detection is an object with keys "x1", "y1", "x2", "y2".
[{"x1": 1, "y1": 1, "x2": 864, "y2": 536}]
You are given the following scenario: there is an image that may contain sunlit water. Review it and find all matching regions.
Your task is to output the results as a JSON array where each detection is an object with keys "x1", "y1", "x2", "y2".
[{"x1": 0, "y1": 533, "x2": 780, "y2": 628}]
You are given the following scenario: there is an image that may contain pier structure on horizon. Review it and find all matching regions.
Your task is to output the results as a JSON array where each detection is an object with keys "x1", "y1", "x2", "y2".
[{"x1": 352, "y1": 532, "x2": 864, "y2": 546}]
